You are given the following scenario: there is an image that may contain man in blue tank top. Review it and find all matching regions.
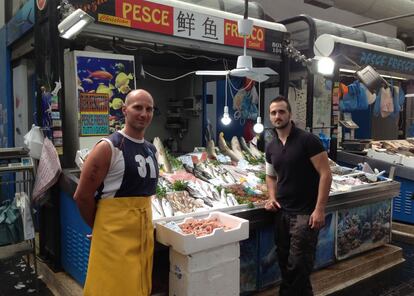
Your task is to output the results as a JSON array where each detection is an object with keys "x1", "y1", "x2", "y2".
[{"x1": 75, "y1": 89, "x2": 158, "y2": 296}]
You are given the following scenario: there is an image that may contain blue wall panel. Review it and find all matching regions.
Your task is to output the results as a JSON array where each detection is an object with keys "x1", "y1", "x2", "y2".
[{"x1": 0, "y1": 27, "x2": 13, "y2": 147}]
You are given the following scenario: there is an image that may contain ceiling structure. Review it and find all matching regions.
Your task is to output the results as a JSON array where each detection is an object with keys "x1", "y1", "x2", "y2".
[{"x1": 305, "y1": 0, "x2": 414, "y2": 46}]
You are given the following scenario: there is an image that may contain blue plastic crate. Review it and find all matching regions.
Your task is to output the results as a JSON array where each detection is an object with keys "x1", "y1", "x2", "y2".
[
  {"x1": 240, "y1": 230, "x2": 259, "y2": 294},
  {"x1": 60, "y1": 191, "x2": 91, "y2": 285},
  {"x1": 392, "y1": 177, "x2": 414, "y2": 224},
  {"x1": 314, "y1": 212, "x2": 336, "y2": 269}
]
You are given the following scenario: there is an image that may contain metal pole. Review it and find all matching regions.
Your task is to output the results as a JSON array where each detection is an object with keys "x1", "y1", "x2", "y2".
[{"x1": 353, "y1": 12, "x2": 414, "y2": 28}]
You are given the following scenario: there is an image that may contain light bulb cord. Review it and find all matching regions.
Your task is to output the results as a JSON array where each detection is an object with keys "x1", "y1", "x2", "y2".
[
  {"x1": 225, "y1": 75, "x2": 228, "y2": 108},
  {"x1": 258, "y1": 81, "x2": 261, "y2": 120}
]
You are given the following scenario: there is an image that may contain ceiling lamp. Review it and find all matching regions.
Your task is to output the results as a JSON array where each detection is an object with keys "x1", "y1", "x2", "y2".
[
  {"x1": 221, "y1": 75, "x2": 232, "y2": 126},
  {"x1": 253, "y1": 82, "x2": 264, "y2": 134},
  {"x1": 58, "y1": 8, "x2": 94, "y2": 40}
]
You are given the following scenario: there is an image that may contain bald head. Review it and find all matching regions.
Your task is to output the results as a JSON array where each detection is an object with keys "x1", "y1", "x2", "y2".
[{"x1": 125, "y1": 89, "x2": 154, "y2": 106}]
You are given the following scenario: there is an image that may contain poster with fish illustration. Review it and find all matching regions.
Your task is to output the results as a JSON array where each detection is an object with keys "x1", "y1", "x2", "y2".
[
  {"x1": 335, "y1": 199, "x2": 392, "y2": 260},
  {"x1": 74, "y1": 51, "x2": 135, "y2": 135}
]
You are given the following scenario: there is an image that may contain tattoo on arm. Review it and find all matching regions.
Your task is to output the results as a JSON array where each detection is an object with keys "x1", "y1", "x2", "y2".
[{"x1": 87, "y1": 164, "x2": 99, "y2": 183}]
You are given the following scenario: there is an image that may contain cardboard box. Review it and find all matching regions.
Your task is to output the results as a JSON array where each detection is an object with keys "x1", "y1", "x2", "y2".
[{"x1": 156, "y1": 211, "x2": 249, "y2": 255}]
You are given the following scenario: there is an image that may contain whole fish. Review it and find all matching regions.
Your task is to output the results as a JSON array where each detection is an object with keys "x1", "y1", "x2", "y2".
[
  {"x1": 151, "y1": 196, "x2": 165, "y2": 217},
  {"x1": 220, "y1": 188, "x2": 228, "y2": 206},
  {"x1": 153, "y1": 137, "x2": 173, "y2": 173},
  {"x1": 227, "y1": 193, "x2": 239, "y2": 206},
  {"x1": 239, "y1": 137, "x2": 256, "y2": 158},
  {"x1": 206, "y1": 139, "x2": 218, "y2": 159},
  {"x1": 249, "y1": 142, "x2": 263, "y2": 159},
  {"x1": 231, "y1": 136, "x2": 245, "y2": 160},
  {"x1": 218, "y1": 132, "x2": 241, "y2": 162},
  {"x1": 161, "y1": 198, "x2": 174, "y2": 217}
]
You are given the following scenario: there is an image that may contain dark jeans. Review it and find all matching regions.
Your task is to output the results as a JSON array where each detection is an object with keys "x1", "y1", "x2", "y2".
[{"x1": 275, "y1": 210, "x2": 319, "y2": 296}]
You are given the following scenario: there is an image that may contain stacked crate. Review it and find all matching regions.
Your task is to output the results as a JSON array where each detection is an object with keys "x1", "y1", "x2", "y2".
[{"x1": 156, "y1": 212, "x2": 249, "y2": 296}]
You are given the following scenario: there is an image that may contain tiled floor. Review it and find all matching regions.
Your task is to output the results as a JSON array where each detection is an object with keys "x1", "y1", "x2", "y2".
[{"x1": 331, "y1": 241, "x2": 414, "y2": 296}]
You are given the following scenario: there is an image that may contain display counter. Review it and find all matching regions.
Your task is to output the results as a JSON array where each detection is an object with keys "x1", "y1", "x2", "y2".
[
  {"x1": 338, "y1": 150, "x2": 414, "y2": 224},
  {"x1": 59, "y1": 168, "x2": 400, "y2": 294}
]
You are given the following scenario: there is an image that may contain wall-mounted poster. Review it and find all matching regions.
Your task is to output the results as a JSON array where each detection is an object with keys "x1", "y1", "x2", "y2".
[
  {"x1": 74, "y1": 51, "x2": 135, "y2": 135},
  {"x1": 79, "y1": 92, "x2": 110, "y2": 136}
]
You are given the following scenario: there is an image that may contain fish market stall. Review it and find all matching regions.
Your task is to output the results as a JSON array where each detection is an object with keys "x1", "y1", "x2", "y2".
[
  {"x1": 280, "y1": 15, "x2": 414, "y2": 230},
  {"x1": 54, "y1": 0, "x2": 290, "y2": 292},
  {"x1": 59, "y1": 145, "x2": 399, "y2": 294},
  {"x1": 54, "y1": 6, "x2": 403, "y2": 294},
  {"x1": 338, "y1": 147, "x2": 414, "y2": 225}
]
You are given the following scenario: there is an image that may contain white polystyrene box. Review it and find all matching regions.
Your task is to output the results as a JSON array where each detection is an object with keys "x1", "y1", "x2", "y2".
[
  {"x1": 366, "y1": 149, "x2": 402, "y2": 164},
  {"x1": 170, "y1": 243, "x2": 239, "y2": 273},
  {"x1": 155, "y1": 211, "x2": 249, "y2": 255},
  {"x1": 401, "y1": 155, "x2": 414, "y2": 168},
  {"x1": 169, "y1": 259, "x2": 240, "y2": 296}
]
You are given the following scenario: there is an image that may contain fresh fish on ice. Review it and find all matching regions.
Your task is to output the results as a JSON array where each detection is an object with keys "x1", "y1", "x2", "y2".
[
  {"x1": 153, "y1": 137, "x2": 173, "y2": 173},
  {"x1": 207, "y1": 139, "x2": 218, "y2": 159},
  {"x1": 218, "y1": 132, "x2": 241, "y2": 162},
  {"x1": 231, "y1": 136, "x2": 245, "y2": 160},
  {"x1": 161, "y1": 198, "x2": 174, "y2": 217}
]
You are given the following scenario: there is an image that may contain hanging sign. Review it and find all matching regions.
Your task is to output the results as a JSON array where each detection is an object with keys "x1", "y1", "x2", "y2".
[
  {"x1": 70, "y1": 0, "x2": 285, "y2": 55},
  {"x1": 334, "y1": 43, "x2": 414, "y2": 76}
]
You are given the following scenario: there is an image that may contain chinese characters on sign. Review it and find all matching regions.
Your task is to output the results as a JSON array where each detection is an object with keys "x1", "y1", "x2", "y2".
[
  {"x1": 173, "y1": 8, "x2": 224, "y2": 44},
  {"x1": 78, "y1": 0, "x2": 284, "y2": 54}
]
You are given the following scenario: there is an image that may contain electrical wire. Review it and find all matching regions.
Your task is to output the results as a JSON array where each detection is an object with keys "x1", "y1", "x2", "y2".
[
  {"x1": 139, "y1": 46, "x2": 221, "y2": 62},
  {"x1": 143, "y1": 70, "x2": 196, "y2": 81},
  {"x1": 225, "y1": 75, "x2": 228, "y2": 107},
  {"x1": 228, "y1": 77, "x2": 254, "y2": 92}
]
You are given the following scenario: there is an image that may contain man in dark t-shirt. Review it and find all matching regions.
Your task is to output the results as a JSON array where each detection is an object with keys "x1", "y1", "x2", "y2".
[{"x1": 265, "y1": 96, "x2": 332, "y2": 296}]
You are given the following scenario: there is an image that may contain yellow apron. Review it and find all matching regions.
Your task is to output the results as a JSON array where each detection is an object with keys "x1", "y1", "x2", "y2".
[{"x1": 83, "y1": 197, "x2": 153, "y2": 296}]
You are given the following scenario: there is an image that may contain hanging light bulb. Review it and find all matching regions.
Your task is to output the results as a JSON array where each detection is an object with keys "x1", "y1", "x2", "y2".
[
  {"x1": 221, "y1": 75, "x2": 232, "y2": 126},
  {"x1": 253, "y1": 81, "x2": 264, "y2": 134},
  {"x1": 253, "y1": 116, "x2": 264, "y2": 133},
  {"x1": 221, "y1": 106, "x2": 232, "y2": 125}
]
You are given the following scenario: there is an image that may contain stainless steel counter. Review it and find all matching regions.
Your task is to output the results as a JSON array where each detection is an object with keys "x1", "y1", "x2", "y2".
[
  {"x1": 60, "y1": 168, "x2": 400, "y2": 223},
  {"x1": 337, "y1": 150, "x2": 414, "y2": 181}
]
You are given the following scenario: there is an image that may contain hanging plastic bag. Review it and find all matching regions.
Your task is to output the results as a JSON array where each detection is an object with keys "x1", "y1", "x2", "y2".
[
  {"x1": 340, "y1": 81, "x2": 363, "y2": 111},
  {"x1": 380, "y1": 87, "x2": 394, "y2": 118},
  {"x1": 15, "y1": 192, "x2": 35, "y2": 240},
  {"x1": 391, "y1": 86, "x2": 401, "y2": 117},
  {"x1": 24, "y1": 124, "x2": 44, "y2": 159},
  {"x1": 373, "y1": 90, "x2": 382, "y2": 117},
  {"x1": 361, "y1": 83, "x2": 376, "y2": 105},
  {"x1": 355, "y1": 81, "x2": 369, "y2": 110},
  {"x1": 398, "y1": 86, "x2": 405, "y2": 110}
]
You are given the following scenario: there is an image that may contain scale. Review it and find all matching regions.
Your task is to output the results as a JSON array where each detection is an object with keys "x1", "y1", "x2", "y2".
[
  {"x1": 339, "y1": 113, "x2": 369, "y2": 152},
  {"x1": 339, "y1": 113, "x2": 359, "y2": 140},
  {"x1": 0, "y1": 147, "x2": 34, "y2": 171}
]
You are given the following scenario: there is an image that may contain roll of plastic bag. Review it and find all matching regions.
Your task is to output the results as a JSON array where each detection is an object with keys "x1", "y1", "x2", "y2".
[{"x1": 23, "y1": 125, "x2": 44, "y2": 159}]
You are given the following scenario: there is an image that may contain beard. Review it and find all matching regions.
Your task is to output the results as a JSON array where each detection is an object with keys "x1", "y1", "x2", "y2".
[{"x1": 274, "y1": 120, "x2": 290, "y2": 130}]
